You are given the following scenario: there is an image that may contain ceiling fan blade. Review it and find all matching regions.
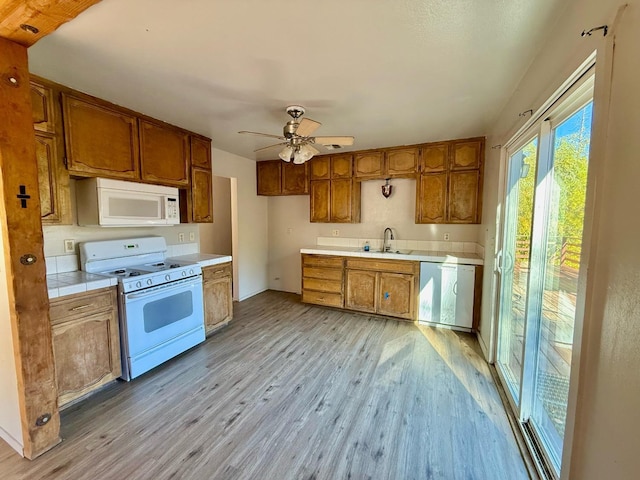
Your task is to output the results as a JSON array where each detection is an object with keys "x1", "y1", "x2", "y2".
[
  {"x1": 295, "y1": 118, "x2": 321, "y2": 137},
  {"x1": 253, "y1": 142, "x2": 287, "y2": 152},
  {"x1": 313, "y1": 136, "x2": 355, "y2": 146},
  {"x1": 306, "y1": 144, "x2": 320, "y2": 156},
  {"x1": 238, "y1": 130, "x2": 285, "y2": 140}
]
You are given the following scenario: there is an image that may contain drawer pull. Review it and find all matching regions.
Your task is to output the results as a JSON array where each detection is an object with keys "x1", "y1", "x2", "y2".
[
  {"x1": 70, "y1": 304, "x2": 92, "y2": 311},
  {"x1": 213, "y1": 269, "x2": 225, "y2": 274}
]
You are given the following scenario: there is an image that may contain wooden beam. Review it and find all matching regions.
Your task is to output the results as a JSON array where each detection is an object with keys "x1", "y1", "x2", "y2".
[
  {"x1": 0, "y1": 37, "x2": 60, "y2": 458},
  {"x1": 0, "y1": 0, "x2": 102, "y2": 46}
]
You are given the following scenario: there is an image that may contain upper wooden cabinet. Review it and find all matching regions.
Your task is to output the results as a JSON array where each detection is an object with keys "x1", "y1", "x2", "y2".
[
  {"x1": 62, "y1": 92, "x2": 140, "y2": 180},
  {"x1": 420, "y1": 143, "x2": 448, "y2": 173},
  {"x1": 386, "y1": 147, "x2": 419, "y2": 176},
  {"x1": 30, "y1": 81, "x2": 56, "y2": 133},
  {"x1": 181, "y1": 135, "x2": 214, "y2": 224},
  {"x1": 331, "y1": 154, "x2": 353, "y2": 178},
  {"x1": 310, "y1": 155, "x2": 360, "y2": 223},
  {"x1": 256, "y1": 160, "x2": 309, "y2": 196},
  {"x1": 354, "y1": 147, "x2": 418, "y2": 179},
  {"x1": 139, "y1": 119, "x2": 190, "y2": 187},
  {"x1": 354, "y1": 151, "x2": 384, "y2": 179},
  {"x1": 191, "y1": 135, "x2": 212, "y2": 169},
  {"x1": 416, "y1": 137, "x2": 484, "y2": 224},
  {"x1": 35, "y1": 133, "x2": 71, "y2": 224},
  {"x1": 450, "y1": 139, "x2": 482, "y2": 170},
  {"x1": 30, "y1": 77, "x2": 72, "y2": 225},
  {"x1": 309, "y1": 156, "x2": 331, "y2": 180}
]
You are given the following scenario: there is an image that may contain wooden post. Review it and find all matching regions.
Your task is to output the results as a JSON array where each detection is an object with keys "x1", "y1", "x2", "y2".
[{"x1": 0, "y1": 37, "x2": 60, "y2": 458}]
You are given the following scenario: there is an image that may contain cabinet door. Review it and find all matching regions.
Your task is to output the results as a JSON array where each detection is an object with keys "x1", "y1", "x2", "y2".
[
  {"x1": 386, "y1": 147, "x2": 418, "y2": 176},
  {"x1": 282, "y1": 162, "x2": 309, "y2": 195},
  {"x1": 331, "y1": 154, "x2": 353, "y2": 178},
  {"x1": 420, "y1": 143, "x2": 448, "y2": 173},
  {"x1": 310, "y1": 180, "x2": 330, "y2": 223},
  {"x1": 35, "y1": 133, "x2": 71, "y2": 224},
  {"x1": 378, "y1": 272, "x2": 415, "y2": 320},
  {"x1": 62, "y1": 93, "x2": 140, "y2": 179},
  {"x1": 257, "y1": 160, "x2": 282, "y2": 195},
  {"x1": 354, "y1": 151, "x2": 384, "y2": 179},
  {"x1": 139, "y1": 119, "x2": 190, "y2": 187},
  {"x1": 345, "y1": 269, "x2": 377, "y2": 313},
  {"x1": 309, "y1": 156, "x2": 331, "y2": 180},
  {"x1": 416, "y1": 173, "x2": 447, "y2": 223},
  {"x1": 204, "y1": 276, "x2": 233, "y2": 335},
  {"x1": 52, "y1": 310, "x2": 121, "y2": 406},
  {"x1": 30, "y1": 81, "x2": 56, "y2": 133},
  {"x1": 450, "y1": 139, "x2": 482, "y2": 170},
  {"x1": 331, "y1": 178, "x2": 354, "y2": 223},
  {"x1": 191, "y1": 135, "x2": 212, "y2": 169},
  {"x1": 448, "y1": 170, "x2": 480, "y2": 223},
  {"x1": 191, "y1": 167, "x2": 213, "y2": 223}
]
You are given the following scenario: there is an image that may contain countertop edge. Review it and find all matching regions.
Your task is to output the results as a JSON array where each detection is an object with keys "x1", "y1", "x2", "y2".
[{"x1": 300, "y1": 247, "x2": 484, "y2": 265}]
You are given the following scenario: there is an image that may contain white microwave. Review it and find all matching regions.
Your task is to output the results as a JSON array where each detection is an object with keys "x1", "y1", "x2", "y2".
[{"x1": 76, "y1": 178, "x2": 180, "y2": 227}]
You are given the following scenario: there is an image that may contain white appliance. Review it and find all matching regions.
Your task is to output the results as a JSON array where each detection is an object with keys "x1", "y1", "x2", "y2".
[
  {"x1": 76, "y1": 178, "x2": 180, "y2": 227},
  {"x1": 81, "y1": 237, "x2": 204, "y2": 381},
  {"x1": 419, "y1": 262, "x2": 475, "y2": 331}
]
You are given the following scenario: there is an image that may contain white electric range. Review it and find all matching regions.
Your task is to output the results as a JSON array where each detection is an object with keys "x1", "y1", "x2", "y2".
[{"x1": 80, "y1": 237, "x2": 205, "y2": 381}]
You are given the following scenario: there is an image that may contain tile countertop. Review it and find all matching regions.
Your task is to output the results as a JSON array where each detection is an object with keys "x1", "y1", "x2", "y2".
[
  {"x1": 300, "y1": 246, "x2": 484, "y2": 265},
  {"x1": 47, "y1": 271, "x2": 118, "y2": 299},
  {"x1": 167, "y1": 253, "x2": 233, "y2": 268}
]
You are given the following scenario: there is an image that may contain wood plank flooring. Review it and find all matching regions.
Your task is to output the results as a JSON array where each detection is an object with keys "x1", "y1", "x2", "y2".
[{"x1": 0, "y1": 291, "x2": 529, "y2": 480}]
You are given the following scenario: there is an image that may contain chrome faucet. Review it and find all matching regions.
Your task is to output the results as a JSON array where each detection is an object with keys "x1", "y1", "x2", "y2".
[{"x1": 383, "y1": 227, "x2": 394, "y2": 252}]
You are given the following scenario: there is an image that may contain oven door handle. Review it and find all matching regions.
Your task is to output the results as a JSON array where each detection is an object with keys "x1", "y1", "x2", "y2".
[{"x1": 126, "y1": 279, "x2": 201, "y2": 300}]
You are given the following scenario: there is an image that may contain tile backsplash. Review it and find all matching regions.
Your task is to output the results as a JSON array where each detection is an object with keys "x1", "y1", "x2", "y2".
[
  {"x1": 45, "y1": 243, "x2": 199, "y2": 275},
  {"x1": 316, "y1": 236, "x2": 485, "y2": 256}
]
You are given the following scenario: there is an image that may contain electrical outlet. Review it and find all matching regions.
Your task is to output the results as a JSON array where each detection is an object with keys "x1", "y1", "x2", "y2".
[
  {"x1": 332, "y1": 229, "x2": 340, "y2": 237},
  {"x1": 189, "y1": 232, "x2": 195, "y2": 242},
  {"x1": 444, "y1": 233, "x2": 450, "y2": 241},
  {"x1": 178, "y1": 233, "x2": 185, "y2": 243},
  {"x1": 63, "y1": 239, "x2": 75, "y2": 253}
]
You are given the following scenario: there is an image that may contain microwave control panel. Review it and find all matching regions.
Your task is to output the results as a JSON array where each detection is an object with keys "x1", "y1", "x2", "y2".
[{"x1": 166, "y1": 197, "x2": 179, "y2": 221}]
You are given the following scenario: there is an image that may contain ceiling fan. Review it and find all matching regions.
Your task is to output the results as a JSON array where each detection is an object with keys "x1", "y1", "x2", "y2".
[{"x1": 238, "y1": 105, "x2": 354, "y2": 164}]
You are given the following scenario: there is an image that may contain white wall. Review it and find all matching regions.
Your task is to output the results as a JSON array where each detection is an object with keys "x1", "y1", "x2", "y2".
[
  {"x1": 480, "y1": 0, "x2": 640, "y2": 478},
  {"x1": 268, "y1": 178, "x2": 482, "y2": 293},
  {"x1": 207, "y1": 148, "x2": 268, "y2": 300},
  {"x1": 0, "y1": 223, "x2": 24, "y2": 454},
  {"x1": 199, "y1": 176, "x2": 232, "y2": 256}
]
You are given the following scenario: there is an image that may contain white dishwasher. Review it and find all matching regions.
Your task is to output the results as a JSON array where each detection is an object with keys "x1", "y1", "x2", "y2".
[{"x1": 418, "y1": 262, "x2": 475, "y2": 331}]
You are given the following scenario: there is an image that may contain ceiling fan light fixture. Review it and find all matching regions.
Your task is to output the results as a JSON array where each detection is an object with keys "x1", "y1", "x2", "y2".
[
  {"x1": 279, "y1": 145, "x2": 294, "y2": 162},
  {"x1": 293, "y1": 144, "x2": 315, "y2": 164}
]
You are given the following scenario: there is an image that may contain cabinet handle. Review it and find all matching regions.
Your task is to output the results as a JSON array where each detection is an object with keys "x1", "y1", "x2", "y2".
[
  {"x1": 212, "y1": 269, "x2": 225, "y2": 274},
  {"x1": 70, "y1": 304, "x2": 92, "y2": 311}
]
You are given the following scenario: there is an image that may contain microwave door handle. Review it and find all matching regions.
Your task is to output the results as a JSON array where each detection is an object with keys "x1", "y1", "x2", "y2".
[{"x1": 127, "y1": 279, "x2": 201, "y2": 300}]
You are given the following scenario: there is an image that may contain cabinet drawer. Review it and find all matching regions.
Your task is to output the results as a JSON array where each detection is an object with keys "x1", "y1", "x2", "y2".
[
  {"x1": 345, "y1": 258, "x2": 418, "y2": 275},
  {"x1": 302, "y1": 255, "x2": 344, "y2": 268},
  {"x1": 50, "y1": 287, "x2": 116, "y2": 325},
  {"x1": 203, "y1": 263, "x2": 232, "y2": 282},
  {"x1": 303, "y1": 278, "x2": 343, "y2": 293},
  {"x1": 303, "y1": 266, "x2": 343, "y2": 281},
  {"x1": 302, "y1": 290, "x2": 344, "y2": 308}
]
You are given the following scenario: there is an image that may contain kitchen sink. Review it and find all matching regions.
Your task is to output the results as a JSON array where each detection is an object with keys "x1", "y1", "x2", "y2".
[{"x1": 361, "y1": 249, "x2": 413, "y2": 255}]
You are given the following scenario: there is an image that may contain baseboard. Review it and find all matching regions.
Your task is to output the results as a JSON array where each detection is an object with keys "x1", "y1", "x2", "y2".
[
  {"x1": 476, "y1": 330, "x2": 490, "y2": 362},
  {"x1": 0, "y1": 426, "x2": 24, "y2": 457},
  {"x1": 238, "y1": 287, "x2": 268, "y2": 302}
]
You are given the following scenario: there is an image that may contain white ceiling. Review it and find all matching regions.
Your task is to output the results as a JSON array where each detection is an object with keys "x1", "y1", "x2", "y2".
[{"x1": 28, "y1": 0, "x2": 564, "y2": 161}]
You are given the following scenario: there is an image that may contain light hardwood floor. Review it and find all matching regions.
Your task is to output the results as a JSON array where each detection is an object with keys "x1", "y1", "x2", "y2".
[{"x1": 0, "y1": 291, "x2": 529, "y2": 480}]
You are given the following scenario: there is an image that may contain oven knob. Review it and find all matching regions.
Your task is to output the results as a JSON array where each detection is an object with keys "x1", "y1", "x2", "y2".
[
  {"x1": 181, "y1": 271, "x2": 187, "y2": 277},
  {"x1": 189, "y1": 269, "x2": 194, "y2": 275},
  {"x1": 136, "y1": 281, "x2": 142, "y2": 288},
  {"x1": 165, "y1": 274, "x2": 171, "y2": 281},
  {"x1": 147, "y1": 279, "x2": 152, "y2": 286}
]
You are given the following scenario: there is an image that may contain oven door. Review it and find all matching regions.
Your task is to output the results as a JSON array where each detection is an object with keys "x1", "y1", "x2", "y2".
[{"x1": 122, "y1": 276, "x2": 204, "y2": 358}]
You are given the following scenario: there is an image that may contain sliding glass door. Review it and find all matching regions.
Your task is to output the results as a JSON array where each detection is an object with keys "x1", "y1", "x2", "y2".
[{"x1": 495, "y1": 74, "x2": 594, "y2": 476}]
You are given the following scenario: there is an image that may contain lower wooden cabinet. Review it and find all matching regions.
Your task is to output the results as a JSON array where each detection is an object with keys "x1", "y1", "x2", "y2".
[
  {"x1": 301, "y1": 254, "x2": 345, "y2": 308},
  {"x1": 302, "y1": 254, "x2": 418, "y2": 321},
  {"x1": 50, "y1": 287, "x2": 121, "y2": 407},
  {"x1": 203, "y1": 262, "x2": 233, "y2": 335},
  {"x1": 345, "y1": 259, "x2": 419, "y2": 320}
]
